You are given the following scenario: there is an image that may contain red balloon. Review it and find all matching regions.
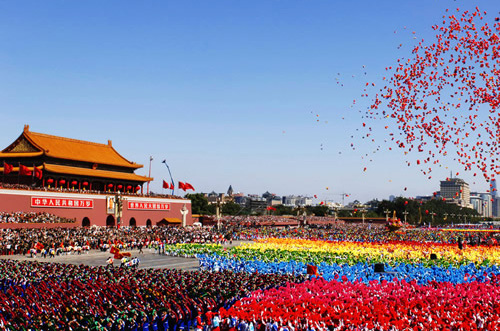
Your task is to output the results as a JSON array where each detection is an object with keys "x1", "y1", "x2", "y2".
[{"x1": 365, "y1": 7, "x2": 500, "y2": 183}]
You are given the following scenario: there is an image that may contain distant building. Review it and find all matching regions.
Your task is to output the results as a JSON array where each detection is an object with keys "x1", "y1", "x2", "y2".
[
  {"x1": 227, "y1": 185, "x2": 234, "y2": 197},
  {"x1": 283, "y1": 195, "x2": 297, "y2": 207},
  {"x1": 262, "y1": 191, "x2": 282, "y2": 206},
  {"x1": 494, "y1": 198, "x2": 500, "y2": 219},
  {"x1": 415, "y1": 195, "x2": 434, "y2": 202},
  {"x1": 491, "y1": 179, "x2": 498, "y2": 217},
  {"x1": 440, "y1": 177, "x2": 472, "y2": 208},
  {"x1": 470, "y1": 192, "x2": 493, "y2": 217},
  {"x1": 296, "y1": 196, "x2": 313, "y2": 206},
  {"x1": 233, "y1": 193, "x2": 247, "y2": 206},
  {"x1": 262, "y1": 191, "x2": 274, "y2": 200},
  {"x1": 205, "y1": 191, "x2": 231, "y2": 204},
  {"x1": 204, "y1": 190, "x2": 235, "y2": 204},
  {"x1": 247, "y1": 196, "x2": 267, "y2": 213},
  {"x1": 282, "y1": 195, "x2": 312, "y2": 207},
  {"x1": 269, "y1": 196, "x2": 282, "y2": 206}
]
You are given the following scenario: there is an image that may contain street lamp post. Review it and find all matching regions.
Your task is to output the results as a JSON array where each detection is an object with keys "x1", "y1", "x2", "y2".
[
  {"x1": 361, "y1": 209, "x2": 367, "y2": 224},
  {"x1": 384, "y1": 209, "x2": 391, "y2": 222},
  {"x1": 114, "y1": 192, "x2": 123, "y2": 229},
  {"x1": 216, "y1": 197, "x2": 222, "y2": 230},
  {"x1": 161, "y1": 160, "x2": 175, "y2": 195},
  {"x1": 403, "y1": 210, "x2": 409, "y2": 224}
]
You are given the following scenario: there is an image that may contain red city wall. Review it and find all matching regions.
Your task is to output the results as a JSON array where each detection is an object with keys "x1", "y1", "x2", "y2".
[{"x1": 0, "y1": 189, "x2": 192, "y2": 227}]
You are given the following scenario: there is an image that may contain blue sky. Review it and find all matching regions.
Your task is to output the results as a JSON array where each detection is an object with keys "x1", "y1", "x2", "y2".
[{"x1": 0, "y1": 0, "x2": 498, "y2": 203}]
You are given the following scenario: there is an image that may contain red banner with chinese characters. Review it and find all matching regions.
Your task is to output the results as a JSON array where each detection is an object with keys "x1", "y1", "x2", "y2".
[
  {"x1": 31, "y1": 197, "x2": 94, "y2": 209},
  {"x1": 127, "y1": 201, "x2": 170, "y2": 211}
]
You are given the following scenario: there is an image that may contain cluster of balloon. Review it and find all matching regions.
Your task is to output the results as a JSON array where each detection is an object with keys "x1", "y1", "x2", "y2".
[{"x1": 363, "y1": 7, "x2": 500, "y2": 187}]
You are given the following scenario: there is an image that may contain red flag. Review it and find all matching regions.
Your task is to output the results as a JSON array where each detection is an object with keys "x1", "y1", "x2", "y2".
[
  {"x1": 170, "y1": 182, "x2": 175, "y2": 189},
  {"x1": 306, "y1": 265, "x2": 319, "y2": 276},
  {"x1": 266, "y1": 206, "x2": 276, "y2": 211},
  {"x1": 184, "y1": 182, "x2": 195, "y2": 191},
  {"x1": 178, "y1": 181, "x2": 186, "y2": 191},
  {"x1": 3, "y1": 162, "x2": 13, "y2": 175},
  {"x1": 34, "y1": 167, "x2": 42, "y2": 179},
  {"x1": 114, "y1": 253, "x2": 124, "y2": 259},
  {"x1": 109, "y1": 246, "x2": 119, "y2": 254},
  {"x1": 163, "y1": 180, "x2": 169, "y2": 189},
  {"x1": 19, "y1": 164, "x2": 31, "y2": 176}
]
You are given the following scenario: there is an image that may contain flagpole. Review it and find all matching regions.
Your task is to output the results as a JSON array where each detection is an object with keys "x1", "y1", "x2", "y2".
[
  {"x1": 147, "y1": 156, "x2": 153, "y2": 195},
  {"x1": 161, "y1": 160, "x2": 175, "y2": 196}
]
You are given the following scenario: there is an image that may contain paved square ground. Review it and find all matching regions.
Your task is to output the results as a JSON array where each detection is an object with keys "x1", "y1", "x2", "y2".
[{"x1": 0, "y1": 241, "x2": 247, "y2": 271}]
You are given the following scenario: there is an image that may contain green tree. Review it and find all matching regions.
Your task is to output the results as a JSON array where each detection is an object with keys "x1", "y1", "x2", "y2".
[
  {"x1": 306, "y1": 205, "x2": 330, "y2": 216},
  {"x1": 374, "y1": 197, "x2": 479, "y2": 226},
  {"x1": 221, "y1": 201, "x2": 243, "y2": 215},
  {"x1": 273, "y1": 204, "x2": 294, "y2": 216},
  {"x1": 185, "y1": 193, "x2": 213, "y2": 215}
]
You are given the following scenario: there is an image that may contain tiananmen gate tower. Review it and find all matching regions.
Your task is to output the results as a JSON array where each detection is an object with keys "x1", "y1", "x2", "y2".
[{"x1": 0, "y1": 125, "x2": 192, "y2": 228}]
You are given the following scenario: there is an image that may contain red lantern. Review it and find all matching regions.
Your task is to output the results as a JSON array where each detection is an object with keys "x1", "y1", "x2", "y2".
[
  {"x1": 71, "y1": 180, "x2": 77, "y2": 186},
  {"x1": 82, "y1": 181, "x2": 88, "y2": 186},
  {"x1": 117, "y1": 184, "x2": 123, "y2": 189},
  {"x1": 59, "y1": 179, "x2": 66, "y2": 185},
  {"x1": 46, "y1": 178, "x2": 54, "y2": 184},
  {"x1": 136, "y1": 186, "x2": 141, "y2": 191},
  {"x1": 126, "y1": 185, "x2": 132, "y2": 190},
  {"x1": 108, "y1": 184, "x2": 114, "y2": 188}
]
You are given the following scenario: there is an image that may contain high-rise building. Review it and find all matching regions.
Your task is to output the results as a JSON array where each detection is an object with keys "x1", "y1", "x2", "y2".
[
  {"x1": 440, "y1": 177, "x2": 472, "y2": 208},
  {"x1": 491, "y1": 179, "x2": 498, "y2": 217},
  {"x1": 470, "y1": 192, "x2": 493, "y2": 217}
]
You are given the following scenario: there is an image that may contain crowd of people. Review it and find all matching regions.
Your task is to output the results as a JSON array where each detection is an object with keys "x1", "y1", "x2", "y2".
[
  {"x1": 0, "y1": 222, "x2": 498, "y2": 257},
  {"x1": 0, "y1": 226, "x2": 228, "y2": 256},
  {"x1": 219, "y1": 216, "x2": 300, "y2": 227},
  {"x1": 221, "y1": 276, "x2": 500, "y2": 330},
  {"x1": 232, "y1": 223, "x2": 500, "y2": 246},
  {"x1": 0, "y1": 222, "x2": 499, "y2": 329},
  {"x1": 0, "y1": 211, "x2": 76, "y2": 224},
  {"x1": 0, "y1": 260, "x2": 304, "y2": 330}
]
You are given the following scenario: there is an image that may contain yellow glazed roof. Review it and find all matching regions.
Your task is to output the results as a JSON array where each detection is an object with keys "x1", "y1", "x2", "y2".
[
  {"x1": 25, "y1": 130, "x2": 142, "y2": 169},
  {"x1": 0, "y1": 126, "x2": 143, "y2": 169}
]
